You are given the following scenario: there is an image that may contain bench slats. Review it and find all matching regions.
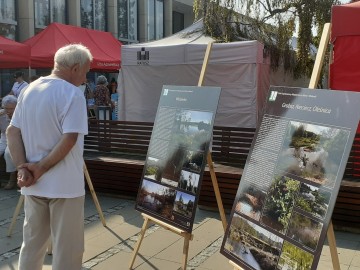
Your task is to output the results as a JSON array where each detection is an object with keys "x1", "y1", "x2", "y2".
[{"x1": 84, "y1": 120, "x2": 360, "y2": 229}]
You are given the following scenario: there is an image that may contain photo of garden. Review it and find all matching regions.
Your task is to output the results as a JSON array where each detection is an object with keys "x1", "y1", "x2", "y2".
[
  {"x1": 137, "y1": 179, "x2": 176, "y2": 219},
  {"x1": 296, "y1": 183, "x2": 331, "y2": 220},
  {"x1": 161, "y1": 146, "x2": 187, "y2": 187},
  {"x1": 144, "y1": 157, "x2": 164, "y2": 181},
  {"x1": 277, "y1": 121, "x2": 349, "y2": 188},
  {"x1": 173, "y1": 191, "x2": 195, "y2": 218},
  {"x1": 178, "y1": 170, "x2": 200, "y2": 194},
  {"x1": 224, "y1": 213, "x2": 283, "y2": 270},
  {"x1": 235, "y1": 182, "x2": 267, "y2": 221},
  {"x1": 182, "y1": 150, "x2": 204, "y2": 174},
  {"x1": 171, "y1": 109, "x2": 213, "y2": 150},
  {"x1": 278, "y1": 241, "x2": 314, "y2": 270},
  {"x1": 286, "y1": 212, "x2": 323, "y2": 251},
  {"x1": 260, "y1": 175, "x2": 300, "y2": 234}
]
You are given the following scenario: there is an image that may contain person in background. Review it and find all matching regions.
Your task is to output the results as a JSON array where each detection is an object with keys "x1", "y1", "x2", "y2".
[
  {"x1": 0, "y1": 95, "x2": 18, "y2": 189},
  {"x1": 94, "y1": 75, "x2": 112, "y2": 108},
  {"x1": 29, "y1": 75, "x2": 40, "y2": 83},
  {"x1": 108, "y1": 77, "x2": 118, "y2": 96},
  {"x1": 9, "y1": 71, "x2": 29, "y2": 97},
  {"x1": 7, "y1": 44, "x2": 93, "y2": 270}
]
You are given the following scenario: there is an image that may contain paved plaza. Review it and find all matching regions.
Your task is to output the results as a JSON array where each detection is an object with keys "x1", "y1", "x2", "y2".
[{"x1": 0, "y1": 188, "x2": 359, "y2": 270}]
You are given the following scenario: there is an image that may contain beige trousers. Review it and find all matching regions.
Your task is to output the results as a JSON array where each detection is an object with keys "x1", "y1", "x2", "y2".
[{"x1": 19, "y1": 195, "x2": 85, "y2": 270}]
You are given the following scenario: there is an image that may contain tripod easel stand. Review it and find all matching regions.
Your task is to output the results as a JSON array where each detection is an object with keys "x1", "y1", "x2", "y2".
[
  {"x1": 7, "y1": 162, "x2": 106, "y2": 237},
  {"x1": 229, "y1": 22, "x2": 341, "y2": 270},
  {"x1": 129, "y1": 42, "x2": 228, "y2": 270}
]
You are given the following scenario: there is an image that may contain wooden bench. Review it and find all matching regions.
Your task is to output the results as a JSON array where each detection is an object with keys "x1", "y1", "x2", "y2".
[
  {"x1": 332, "y1": 133, "x2": 360, "y2": 230},
  {"x1": 84, "y1": 120, "x2": 152, "y2": 197},
  {"x1": 84, "y1": 120, "x2": 360, "y2": 229}
]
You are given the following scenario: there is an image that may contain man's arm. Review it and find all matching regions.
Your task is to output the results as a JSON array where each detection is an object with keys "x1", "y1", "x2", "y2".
[
  {"x1": 7, "y1": 125, "x2": 27, "y2": 168},
  {"x1": 6, "y1": 125, "x2": 34, "y2": 187}
]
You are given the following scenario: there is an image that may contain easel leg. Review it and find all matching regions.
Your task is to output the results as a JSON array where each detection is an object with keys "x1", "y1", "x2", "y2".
[
  {"x1": 182, "y1": 234, "x2": 191, "y2": 270},
  {"x1": 83, "y1": 162, "x2": 106, "y2": 227},
  {"x1": 327, "y1": 221, "x2": 341, "y2": 270},
  {"x1": 129, "y1": 217, "x2": 150, "y2": 269},
  {"x1": 7, "y1": 194, "x2": 24, "y2": 237},
  {"x1": 206, "y1": 152, "x2": 228, "y2": 231}
]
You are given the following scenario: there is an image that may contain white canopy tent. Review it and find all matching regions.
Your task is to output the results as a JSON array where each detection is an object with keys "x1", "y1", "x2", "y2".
[{"x1": 117, "y1": 20, "x2": 271, "y2": 128}]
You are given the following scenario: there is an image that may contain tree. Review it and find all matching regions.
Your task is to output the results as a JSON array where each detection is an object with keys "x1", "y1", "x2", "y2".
[{"x1": 194, "y1": 0, "x2": 343, "y2": 79}]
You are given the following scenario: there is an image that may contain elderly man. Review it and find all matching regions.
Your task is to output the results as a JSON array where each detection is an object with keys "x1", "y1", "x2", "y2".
[
  {"x1": 0, "y1": 95, "x2": 18, "y2": 189},
  {"x1": 7, "y1": 44, "x2": 93, "y2": 270}
]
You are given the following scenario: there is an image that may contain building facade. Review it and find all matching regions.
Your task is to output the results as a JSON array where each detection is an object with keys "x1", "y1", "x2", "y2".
[
  {"x1": 0, "y1": 0, "x2": 194, "y2": 44},
  {"x1": 0, "y1": 0, "x2": 194, "y2": 96}
]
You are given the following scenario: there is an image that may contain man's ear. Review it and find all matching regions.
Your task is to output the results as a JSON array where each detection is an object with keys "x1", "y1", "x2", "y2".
[{"x1": 71, "y1": 63, "x2": 80, "y2": 73}]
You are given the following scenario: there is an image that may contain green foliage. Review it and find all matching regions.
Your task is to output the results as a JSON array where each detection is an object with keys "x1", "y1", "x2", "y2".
[
  {"x1": 194, "y1": 0, "x2": 341, "y2": 81},
  {"x1": 264, "y1": 176, "x2": 299, "y2": 229}
]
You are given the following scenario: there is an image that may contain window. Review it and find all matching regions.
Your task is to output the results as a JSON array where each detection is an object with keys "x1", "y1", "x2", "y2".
[
  {"x1": 81, "y1": 0, "x2": 106, "y2": 30},
  {"x1": 51, "y1": 0, "x2": 66, "y2": 24},
  {"x1": 0, "y1": 0, "x2": 16, "y2": 39},
  {"x1": 147, "y1": 0, "x2": 163, "y2": 41},
  {"x1": 35, "y1": 0, "x2": 50, "y2": 29},
  {"x1": 35, "y1": 0, "x2": 67, "y2": 33},
  {"x1": 118, "y1": 0, "x2": 137, "y2": 44},
  {"x1": 173, "y1": 11, "x2": 184, "y2": 34}
]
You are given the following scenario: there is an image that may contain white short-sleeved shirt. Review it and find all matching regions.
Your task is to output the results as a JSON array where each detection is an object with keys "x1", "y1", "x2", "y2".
[
  {"x1": 11, "y1": 77, "x2": 88, "y2": 198},
  {"x1": 0, "y1": 114, "x2": 9, "y2": 154},
  {"x1": 12, "y1": 81, "x2": 29, "y2": 97}
]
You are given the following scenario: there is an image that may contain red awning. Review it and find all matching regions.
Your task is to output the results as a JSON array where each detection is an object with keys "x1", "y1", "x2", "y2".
[
  {"x1": 331, "y1": 2, "x2": 360, "y2": 42},
  {"x1": 24, "y1": 23, "x2": 122, "y2": 72},
  {"x1": 0, "y1": 36, "x2": 31, "y2": 69},
  {"x1": 330, "y1": 2, "x2": 360, "y2": 133}
]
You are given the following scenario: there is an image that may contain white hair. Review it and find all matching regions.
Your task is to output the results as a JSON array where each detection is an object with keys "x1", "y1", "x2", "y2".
[
  {"x1": 2, "y1": 95, "x2": 17, "y2": 107},
  {"x1": 54, "y1": 44, "x2": 93, "y2": 70}
]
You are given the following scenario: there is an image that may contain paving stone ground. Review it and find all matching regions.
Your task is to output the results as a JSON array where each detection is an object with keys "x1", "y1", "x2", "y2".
[{"x1": 0, "y1": 188, "x2": 359, "y2": 270}]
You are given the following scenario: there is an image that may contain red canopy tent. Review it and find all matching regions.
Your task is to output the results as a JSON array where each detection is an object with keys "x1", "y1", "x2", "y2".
[
  {"x1": 0, "y1": 36, "x2": 31, "y2": 68},
  {"x1": 24, "y1": 23, "x2": 122, "y2": 72},
  {"x1": 330, "y1": 2, "x2": 360, "y2": 91},
  {"x1": 330, "y1": 2, "x2": 360, "y2": 180}
]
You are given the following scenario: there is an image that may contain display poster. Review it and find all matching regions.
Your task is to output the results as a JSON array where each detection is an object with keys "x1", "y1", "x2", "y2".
[
  {"x1": 135, "y1": 85, "x2": 221, "y2": 233},
  {"x1": 220, "y1": 86, "x2": 360, "y2": 270}
]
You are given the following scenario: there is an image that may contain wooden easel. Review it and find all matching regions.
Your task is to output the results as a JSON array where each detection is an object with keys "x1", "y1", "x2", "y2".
[
  {"x1": 129, "y1": 42, "x2": 228, "y2": 270},
  {"x1": 229, "y1": 22, "x2": 341, "y2": 270},
  {"x1": 7, "y1": 162, "x2": 106, "y2": 237},
  {"x1": 129, "y1": 213, "x2": 193, "y2": 270}
]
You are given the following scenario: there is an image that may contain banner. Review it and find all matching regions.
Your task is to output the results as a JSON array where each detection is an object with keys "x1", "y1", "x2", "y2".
[
  {"x1": 220, "y1": 86, "x2": 360, "y2": 270},
  {"x1": 135, "y1": 85, "x2": 221, "y2": 232}
]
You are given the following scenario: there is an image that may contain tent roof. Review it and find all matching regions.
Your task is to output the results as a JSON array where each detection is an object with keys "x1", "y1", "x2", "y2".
[
  {"x1": 121, "y1": 20, "x2": 264, "y2": 66},
  {"x1": 0, "y1": 36, "x2": 31, "y2": 68},
  {"x1": 24, "y1": 23, "x2": 121, "y2": 72},
  {"x1": 129, "y1": 19, "x2": 214, "y2": 47},
  {"x1": 331, "y1": 2, "x2": 360, "y2": 42}
]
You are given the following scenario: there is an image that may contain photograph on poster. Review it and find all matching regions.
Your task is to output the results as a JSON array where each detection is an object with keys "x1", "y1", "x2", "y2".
[
  {"x1": 296, "y1": 183, "x2": 331, "y2": 220},
  {"x1": 144, "y1": 157, "x2": 164, "y2": 181},
  {"x1": 161, "y1": 146, "x2": 187, "y2": 187},
  {"x1": 182, "y1": 150, "x2": 204, "y2": 174},
  {"x1": 224, "y1": 213, "x2": 283, "y2": 270},
  {"x1": 178, "y1": 170, "x2": 200, "y2": 194},
  {"x1": 277, "y1": 121, "x2": 349, "y2": 188},
  {"x1": 278, "y1": 241, "x2": 314, "y2": 270},
  {"x1": 260, "y1": 175, "x2": 300, "y2": 234},
  {"x1": 171, "y1": 109, "x2": 213, "y2": 150},
  {"x1": 235, "y1": 182, "x2": 267, "y2": 221},
  {"x1": 137, "y1": 179, "x2": 176, "y2": 219},
  {"x1": 173, "y1": 191, "x2": 196, "y2": 218},
  {"x1": 286, "y1": 212, "x2": 323, "y2": 251}
]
